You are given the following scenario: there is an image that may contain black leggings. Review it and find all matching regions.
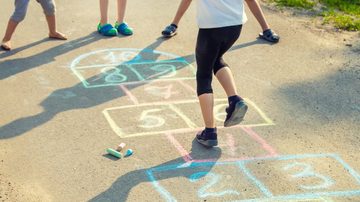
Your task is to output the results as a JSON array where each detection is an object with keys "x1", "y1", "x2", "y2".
[{"x1": 195, "y1": 25, "x2": 242, "y2": 96}]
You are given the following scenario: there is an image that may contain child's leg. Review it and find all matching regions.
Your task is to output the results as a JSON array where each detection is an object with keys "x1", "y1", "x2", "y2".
[
  {"x1": 196, "y1": 29, "x2": 222, "y2": 129},
  {"x1": 215, "y1": 67, "x2": 238, "y2": 97},
  {"x1": 214, "y1": 26, "x2": 242, "y2": 97},
  {"x1": 198, "y1": 94, "x2": 215, "y2": 128},
  {"x1": 245, "y1": 0, "x2": 269, "y2": 31},
  {"x1": 2, "y1": 20, "x2": 18, "y2": 50},
  {"x1": 99, "y1": 0, "x2": 109, "y2": 25},
  {"x1": 171, "y1": 0, "x2": 192, "y2": 26},
  {"x1": 212, "y1": 25, "x2": 248, "y2": 127},
  {"x1": 116, "y1": 0, "x2": 127, "y2": 24},
  {"x1": 161, "y1": 0, "x2": 191, "y2": 37},
  {"x1": 245, "y1": 0, "x2": 280, "y2": 43},
  {"x1": 37, "y1": 0, "x2": 67, "y2": 40},
  {"x1": 114, "y1": 0, "x2": 133, "y2": 35},
  {"x1": 45, "y1": 15, "x2": 66, "y2": 40},
  {"x1": 97, "y1": 0, "x2": 118, "y2": 36},
  {"x1": 2, "y1": 0, "x2": 29, "y2": 50}
]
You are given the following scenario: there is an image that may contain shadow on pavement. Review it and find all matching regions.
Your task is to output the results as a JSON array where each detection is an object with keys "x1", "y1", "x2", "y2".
[
  {"x1": 0, "y1": 32, "x2": 103, "y2": 80},
  {"x1": 0, "y1": 37, "x2": 267, "y2": 139},
  {"x1": 90, "y1": 139, "x2": 222, "y2": 202},
  {"x1": 278, "y1": 68, "x2": 360, "y2": 124}
]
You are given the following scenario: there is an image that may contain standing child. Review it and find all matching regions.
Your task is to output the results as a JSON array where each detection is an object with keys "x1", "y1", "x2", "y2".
[
  {"x1": 1, "y1": 0, "x2": 67, "y2": 51},
  {"x1": 194, "y1": 0, "x2": 249, "y2": 147},
  {"x1": 97, "y1": 0, "x2": 133, "y2": 36},
  {"x1": 162, "y1": 0, "x2": 280, "y2": 43}
]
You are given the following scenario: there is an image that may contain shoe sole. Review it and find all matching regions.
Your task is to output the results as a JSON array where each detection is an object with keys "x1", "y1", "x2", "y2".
[
  {"x1": 224, "y1": 101, "x2": 248, "y2": 127},
  {"x1": 1, "y1": 45, "x2": 11, "y2": 51},
  {"x1": 259, "y1": 33, "x2": 279, "y2": 43},
  {"x1": 196, "y1": 138, "x2": 218, "y2": 147},
  {"x1": 162, "y1": 32, "x2": 177, "y2": 38}
]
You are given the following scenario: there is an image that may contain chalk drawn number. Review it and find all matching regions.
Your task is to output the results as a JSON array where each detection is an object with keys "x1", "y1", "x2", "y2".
[
  {"x1": 190, "y1": 172, "x2": 240, "y2": 198},
  {"x1": 145, "y1": 85, "x2": 177, "y2": 99},
  {"x1": 101, "y1": 67, "x2": 127, "y2": 83},
  {"x1": 150, "y1": 64, "x2": 177, "y2": 79},
  {"x1": 283, "y1": 162, "x2": 334, "y2": 190},
  {"x1": 139, "y1": 109, "x2": 165, "y2": 128}
]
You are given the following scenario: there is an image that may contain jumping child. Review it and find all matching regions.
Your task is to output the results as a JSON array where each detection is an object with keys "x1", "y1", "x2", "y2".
[{"x1": 194, "y1": 0, "x2": 249, "y2": 147}]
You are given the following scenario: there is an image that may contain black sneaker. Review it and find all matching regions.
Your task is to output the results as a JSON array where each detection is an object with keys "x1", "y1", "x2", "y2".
[
  {"x1": 162, "y1": 24, "x2": 177, "y2": 37},
  {"x1": 224, "y1": 99, "x2": 248, "y2": 127},
  {"x1": 196, "y1": 129, "x2": 218, "y2": 147}
]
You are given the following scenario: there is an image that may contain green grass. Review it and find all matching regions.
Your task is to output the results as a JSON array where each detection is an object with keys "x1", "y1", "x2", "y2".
[
  {"x1": 320, "y1": 0, "x2": 360, "y2": 15},
  {"x1": 323, "y1": 11, "x2": 360, "y2": 31},
  {"x1": 275, "y1": 0, "x2": 315, "y2": 9},
  {"x1": 272, "y1": 0, "x2": 360, "y2": 31}
]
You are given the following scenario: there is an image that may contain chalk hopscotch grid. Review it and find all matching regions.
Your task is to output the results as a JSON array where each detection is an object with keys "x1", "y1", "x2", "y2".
[
  {"x1": 166, "y1": 127, "x2": 278, "y2": 164},
  {"x1": 70, "y1": 48, "x2": 197, "y2": 88},
  {"x1": 147, "y1": 154, "x2": 360, "y2": 202},
  {"x1": 70, "y1": 49, "x2": 360, "y2": 202},
  {"x1": 102, "y1": 98, "x2": 275, "y2": 138}
]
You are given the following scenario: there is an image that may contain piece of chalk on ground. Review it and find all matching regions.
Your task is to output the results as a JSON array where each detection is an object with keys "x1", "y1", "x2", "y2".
[
  {"x1": 107, "y1": 148, "x2": 122, "y2": 158},
  {"x1": 124, "y1": 149, "x2": 133, "y2": 157},
  {"x1": 116, "y1": 143, "x2": 126, "y2": 151}
]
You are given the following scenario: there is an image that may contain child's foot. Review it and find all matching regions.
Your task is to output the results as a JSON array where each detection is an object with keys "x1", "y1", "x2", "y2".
[
  {"x1": 1, "y1": 41, "x2": 11, "y2": 51},
  {"x1": 115, "y1": 22, "x2": 133, "y2": 36},
  {"x1": 49, "y1": 31, "x2": 67, "y2": 40},
  {"x1": 196, "y1": 128, "x2": 218, "y2": 147},
  {"x1": 259, "y1": 29, "x2": 280, "y2": 43},
  {"x1": 224, "y1": 97, "x2": 248, "y2": 127},
  {"x1": 97, "y1": 23, "x2": 118, "y2": 36},
  {"x1": 162, "y1": 24, "x2": 177, "y2": 38}
]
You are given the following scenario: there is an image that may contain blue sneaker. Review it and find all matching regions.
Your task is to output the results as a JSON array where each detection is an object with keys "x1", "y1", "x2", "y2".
[
  {"x1": 196, "y1": 129, "x2": 218, "y2": 147},
  {"x1": 115, "y1": 22, "x2": 133, "y2": 36},
  {"x1": 97, "y1": 23, "x2": 118, "y2": 36},
  {"x1": 224, "y1": 99, "x2": 248, "y2": 127},
  {"x1": 162, "y1": 24, "x2": 177, "y2": 38}
]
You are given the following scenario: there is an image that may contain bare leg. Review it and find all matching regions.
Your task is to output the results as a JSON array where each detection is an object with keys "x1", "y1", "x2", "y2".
[
  {"x1": 46, "y1": 15, "x2": 67, "y2": 40},
  {"x1": 245, "y1": 0, "x2": 270, "y2": 31},
  {"x1": 100, "y1": 0, "x2": 109, "y2": 25},
  {"x1": 1, "y1": 19, "x2": 19, "y2": 50},
  {"x1": 116, "y1": 0, "x2": 127, "y2": 23},
  {"x1": 216, "y1": 67, "x2": 247, "y2": 127},
  {"x1": 215, "y1": 67, "x2": 238, "y2": 97},
  {"x1": 171, "y1": 0, "x2": 192, "y2": 26},
  {"x1": 198, "y1": 93, "x2": 215, "y2": 128}
]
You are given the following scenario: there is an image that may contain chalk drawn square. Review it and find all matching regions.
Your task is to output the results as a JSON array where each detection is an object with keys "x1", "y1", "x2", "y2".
[
  {"x1": 147, "y1": 161, "x2": 265, "y2": 202},
  {"x1": 71, "y1": 60, "x2": 195, "y2": 88},
  {"x1": 240, "y1": 154, "x2": 360, "y2": 201},
  {"x1": 70, "y1": 48, "x2": 196, "y2": 88},
  {"x1": 103, "y1": 98, "x2": 274, "y2": 138},
  {"x1": 122, "y1": 80, "x2": 197, "y2": 103},
  {"x1": 174, "y1": 98, "x2": 274, "y2": 129},
  {"x1": 167, "y1": 127, "x2": 277, "y2": 163},
  {"x1": 103, "y1": 102, "x2": 200, "y2": 138}
]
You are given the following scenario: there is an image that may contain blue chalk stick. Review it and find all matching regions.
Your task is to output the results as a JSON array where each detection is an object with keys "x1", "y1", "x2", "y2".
[{"x1": 124, "y1": 149, "x2": 133, "y2": 157}]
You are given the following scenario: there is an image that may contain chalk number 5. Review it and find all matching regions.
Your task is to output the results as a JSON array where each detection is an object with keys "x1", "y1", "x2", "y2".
[{"x1": 139, "y1": 109, "x2": 165, "y2": 128}]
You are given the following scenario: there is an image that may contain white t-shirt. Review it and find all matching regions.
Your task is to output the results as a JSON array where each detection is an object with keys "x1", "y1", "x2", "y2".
[{"x1": 197, "y1": 0, "x2": 247, "y2": 29}]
